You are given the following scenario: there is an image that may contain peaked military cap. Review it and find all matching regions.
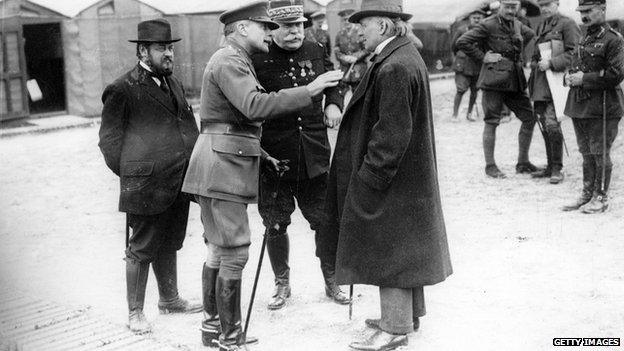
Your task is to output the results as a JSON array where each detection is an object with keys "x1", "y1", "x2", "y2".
[
  {"x1": 349, "y1": 0, "x2": 413, "y2": 23},
  {"x1": 268, "y1": 0, "x2": 307, "y2": 23},
  {"x1": 219, "y1": 1, "x2": 279, "y2": 30},
  {"x1": 310, "y1": 11, "x2": 326, "y2": 20},
  {"x1": 576, "y1": 0, "x2": 605, "y2": 11},
  {"x1": 337, "y1": 8, "x2": 356, "y2": 18},
  {"x1": 128, "y1": 19, "x2": 181, "y2": 43}
]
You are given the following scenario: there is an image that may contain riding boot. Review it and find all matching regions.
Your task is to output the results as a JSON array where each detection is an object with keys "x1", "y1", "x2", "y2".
[
  {"x1": 531, "y1": 131, "x2": 552, "y2": 178},
  {"x1": 216, "y1": 277, "x2": 257, "y2": 351},
  {"x1": 581, "y1": 157, "x2": 611, "y2": 214},
  {"x1": 266, "y1": 229, "x2": 290, "y2": 310},
  {"x1": 320, "y1": 259, "x2": 351, "y2": 305},
  {"x1": 152, "y1": 251, "x2": 202, "y2": 314},
  {"x1": 483, "y1": 124, "x2": 505, "y2": 178},
  {"x1": 201, "y1": 264, "x2": 220, "y2": 347},
  {"x1": 562, "y1": 155, "x2": 595, "y2": 211},
  {"x1": 549, "y1": 132, "x2": 564, "y2": 184},
  {"x1": 126, "y1": 259, "x2": 151, "y2": 334},
  {"x1": 516, "y1": 121, "x2": 540, "y2": 173}
]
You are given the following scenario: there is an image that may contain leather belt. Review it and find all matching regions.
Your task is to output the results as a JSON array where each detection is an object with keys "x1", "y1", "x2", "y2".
[{"x1": 200, "y1": 122, "x2": 262, "y2": 138}]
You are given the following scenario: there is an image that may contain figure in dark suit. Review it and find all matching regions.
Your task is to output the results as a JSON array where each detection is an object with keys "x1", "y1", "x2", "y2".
[
  {"x1": 321, "y1": 1, "x2": 452, "y2": 350},
  {"x1": 251, "y1": 0, "x2": 349, "y2": 311},
  {"x1": 98, "y1": 19, "x2": 201, "y2": 334}
]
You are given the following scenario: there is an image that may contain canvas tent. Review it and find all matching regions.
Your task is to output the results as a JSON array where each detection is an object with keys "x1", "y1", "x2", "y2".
[{"x1": 0, "y1": 0, "x2": 325, "y2": 120}]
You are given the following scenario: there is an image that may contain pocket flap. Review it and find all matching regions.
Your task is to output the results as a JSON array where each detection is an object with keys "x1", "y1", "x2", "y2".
[
  {"x1": 121, "y1": 161, "x2": 154, "y2": 176},
  {"x1": 212, "y1": 135, "x2": 261, "y2": 157},
  {"x1": 488, "y1": 58, "x2": 514, "y2": 71}
]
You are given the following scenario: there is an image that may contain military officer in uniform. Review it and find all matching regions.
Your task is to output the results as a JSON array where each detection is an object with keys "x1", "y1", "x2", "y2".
[
  {"x1": 181, "y1": 2, "x2": 343, "y2": 350},
  {"x1": 451, "y1": 9, "x2": 486, "y2": 122},
  {"x1": 456, "y1": 0, "x2": 540, "y2": 179},
  {"x1": 98, "y1": 19, "x2": 201, "y2": 334},
  {"x1": 334, "y1": 8, "x2": 369, "y2": 93},
  {"x1": 528, "y1": 0, "x2": 581, "y2": 184},
  {"x1": 562, "y1": 0, "x2": 624, "y2": 213},
  {"x1": 305, "y1": 11, "x2": 332, "y2": 57},
  {"x1": 250, "y1": 0, "x2": 350, "y2": 311}
]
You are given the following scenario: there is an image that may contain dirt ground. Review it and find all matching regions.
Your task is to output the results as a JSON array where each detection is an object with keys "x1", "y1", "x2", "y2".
[{"x1": 1, "y1": 78, "x2": 623, "y2": 351}]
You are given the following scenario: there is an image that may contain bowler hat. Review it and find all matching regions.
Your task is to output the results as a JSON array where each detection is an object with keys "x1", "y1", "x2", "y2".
[
  {"x1": 348, "y1": 0, "x2": 413, "y2": 23},
  {"x1": 268, "y1": 0, "x2": 307, "y2": 23},
  {"x1": 576, "y1": 0, "x2": 605, "y2": 11},
  {"x1": 128, "y1": 19, "x2": 181, "y2": 43},
  {"x1": 219, "y1": 1, "x2": 279, "y2": 30}
]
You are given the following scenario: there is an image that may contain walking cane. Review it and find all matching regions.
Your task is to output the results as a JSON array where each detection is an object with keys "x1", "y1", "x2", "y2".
[
  {"x1": 125, "y1": 213, "x2": 129, "y2": 248},
  {"x1": 602, "y1": 91, "x2": 607, "y2": 192},
  {"x1": 243, "y1": 163, "x2": 286, "y2": 340},
  {"x1": 349, "y1": 285, "x2": 353, "y2": 320}
]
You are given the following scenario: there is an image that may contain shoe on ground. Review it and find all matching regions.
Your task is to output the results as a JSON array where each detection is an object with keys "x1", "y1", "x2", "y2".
[
  {"x1": 466, "y1": 112, "x2": 476, "y2": 121},
  {"x1": 365, "y1": 317, "x2": 420, "y2": 332},
  {"x1": 128, "y1": 309, "x2": 151, "y2": 334},
  {"x1": 325, "y1": 284, "x2": 351, "y2": 305},
  {"x1": 515, "y1": 162, "x2": 542, "y2": 174},
  {"x1": 531, "y1": 168, "x2": 551, "y2": 178},
  {"x1": 561, "y1": 195, "x2": 592, "y2": 211},
  {"x1": 485, "y1": 164, "x2": 506, "y2": 179},
  {"x1": 158, "y1": 296, "x2": 202, "y2": 314},
  {"x1": 268, "y1": 284, "x2": 290, "y2": 310},
  {"x1": 451, "y1": 115, "x2": 460, "y2": 123},
  {"x1": 549, "y1": 169, "x2": 564, "y2": 184},
  {"x1": 349, "y1": 329, "x2": 408, "y2": 351},
  {"x1": 580, "y1": 195, "x2": 608, "y2": 214}
]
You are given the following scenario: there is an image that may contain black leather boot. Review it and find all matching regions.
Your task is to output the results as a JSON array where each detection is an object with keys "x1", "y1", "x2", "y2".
[
  {"x1": 216, "y1": 277, "x2": 257, "y2": 351},
  {"x1": 126, "y1": 259, "x2": 151, "y2": 334},
  {"x1": 266, "y1": 229, "x2": 290, "y2": 310},
  {"x1": 562, "y1": 155, "x2": 595, "y2": 211},
  {"x1": 581, "y1": 159, "x2": 611, "y2": 214},
  {"x1": 532, "y1": 131, "x2": 552, "y2": 178},
  {"x1": 152, "y1": 251, "x2": 202, "y2": 314},
  {"x1": 320, "y1": 260, "x2": 351, "y2": 305},
  {"x1": 201, "y1": 264, "x2": 220, "y2": 347},
  {"x1": 549, "y1": 132, "x2": 564, "y2": 184},
  {"x1": 516, "y1": 121, "x2": 539, "y2": 174}
]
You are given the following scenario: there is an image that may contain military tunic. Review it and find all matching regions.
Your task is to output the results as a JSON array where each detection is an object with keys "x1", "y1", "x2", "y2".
[
  {"x1": 452, "y1": 24, "x2": 482, "y2": 94},
  {"x1": 251, "y1": 40, "x2": 343, "y2": 232},
  {"x1": 334, "y1": 25, "x2": 369, "y2": 86}
]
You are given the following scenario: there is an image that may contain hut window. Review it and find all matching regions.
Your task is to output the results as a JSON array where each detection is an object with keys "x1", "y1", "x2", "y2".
[{"x1": 98, "y1": 2, "x2": 115, "y2": 16}]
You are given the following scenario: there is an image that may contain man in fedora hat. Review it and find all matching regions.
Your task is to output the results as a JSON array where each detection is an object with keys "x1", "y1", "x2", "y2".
[
  {"x1": 456, "y1": 0, "x2": 540, "y2": 179},
  {"x1": 181, "y1": 1, "x2": 343, "y2": 350},
  {"x1": 99, "y1": 18, "x2": 201, "y2": 334},
  {"x1": 319, "y1": 0, "x2": 452, "y2": 350},
  {"x1": 451, "y1": 9, "x2": 486, "y2": 122},
  {"x1": 334, "y1": 8, "x2": 369, "y2": 95},
  {"x1": 561, "y1": 0, "x2": 624, "y2": 213},
  {"x1": 251, "y1": 0, "x2": 350, "y2": 312},
  {"x1": 305, "y1": 11, "x2": 332, "y2": 57},
  {"x1": 528, "y1": 0, "x2": 581, "y2": 184}
]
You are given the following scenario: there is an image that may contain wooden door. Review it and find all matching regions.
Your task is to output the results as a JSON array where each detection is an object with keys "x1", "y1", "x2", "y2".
[{"x1": 1, "y1": 18, "x2": 29, "y2": 121}]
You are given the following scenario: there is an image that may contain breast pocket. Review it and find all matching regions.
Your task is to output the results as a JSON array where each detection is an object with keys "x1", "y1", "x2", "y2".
[{"x1": 207, "y1": 135, "x2": 262, "y2": 199}]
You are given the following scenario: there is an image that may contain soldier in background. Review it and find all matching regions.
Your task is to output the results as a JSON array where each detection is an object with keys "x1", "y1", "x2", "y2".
[
  {"x1": 456, "y1": 0, "x2": 539, "y2": 179},
  {"x1": 334, "y1": 9, "x2": 369, "y2": 94},
  {"x1": 251, "y1": 0, "x2": 350, "y2": 311},
  {"x1": 305, "y1": 11, "x2": 332, "y2": 57},
  {"x1": 451, "y1": 9, "x2": 486, "y2": 122},
  {"x1": 528, "y1": 0, "x2": 581, "y2": 184},
  {"x1": 561, "y1": 0, "x2": 624, "y2": 213}
]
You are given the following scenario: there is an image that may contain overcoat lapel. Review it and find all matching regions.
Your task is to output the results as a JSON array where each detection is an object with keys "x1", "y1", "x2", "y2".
[{"x1": 137, "y1": 65, "x2": 178, "y2": 115}]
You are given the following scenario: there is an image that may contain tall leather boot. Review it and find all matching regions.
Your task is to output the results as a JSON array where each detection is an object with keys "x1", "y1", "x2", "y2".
[
  {"x1": 216, "y1": 277, "x2": 257, "y2": 351},
  {"x1": 266, "y1": 229, "x2": 291, "y2": 310},
  {"x1": 201, "y1": 264, "x2": 220, "y2": 347},
  {"x1": 549, "y1": 132, "x2": 564, "y2": 184},
  {"x1": 152, "y1": 251, "x2": 202, "y2": 314},
  {"x1": 126, "y1": 259, "x2": 151, "y2": 334},
  {"x1": 562, "y1": 155, "x2": 595, "y2": 211},
  {"x1": 581, "y1": 156, "x2": 611, "y2": 214},
  {"x1": 516, "y1": 121, "x2": 541, "y2": 173},
  {"x1": 532, "y1": 131, "x2": 552, "y2": 178},
  {"x1": 483, "y1": 124, "x2": 505, "y2": 178},
  {"x1": 320, "y1": 259, "x2": 350, "y2": 305}
]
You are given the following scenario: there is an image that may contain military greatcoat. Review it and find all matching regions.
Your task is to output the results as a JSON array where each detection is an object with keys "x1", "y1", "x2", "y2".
[{"x1": 320, "y1": 36, "x2": 452, "y2": 287}]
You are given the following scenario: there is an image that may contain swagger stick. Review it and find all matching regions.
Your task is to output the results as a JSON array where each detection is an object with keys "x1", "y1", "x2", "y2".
[
  {"x1": 349, "y1": 285, "x2": 353, "y2": 320},
  {"x1": 602, "y1": 91, "x2": 607, "y2": 192},
  {"x1": 125, "y1": 214, "x2": 129, "y2": 248},
  {"x1": 243, "y1": 165, "x2": 285, "y2": 339}
]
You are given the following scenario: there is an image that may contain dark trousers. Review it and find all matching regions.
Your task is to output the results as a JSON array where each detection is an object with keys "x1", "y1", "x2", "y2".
[
  {"x1": 482, "y1": 89, "x2": 534, "y2": 125},
  {"x1": 126, "y1": 194, "x2": 190, "y2": 263}
]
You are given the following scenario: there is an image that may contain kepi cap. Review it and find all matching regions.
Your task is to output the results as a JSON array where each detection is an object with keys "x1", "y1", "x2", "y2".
[
  {"x1": 219, "y1": 1, "x2": 279, "y2": 30},
  {"x1": 268, "y1": 0, "x2": 307, "y2": 23},
  {"x1": 128, "y1": 19, "x2": 181, "y2": 43}
]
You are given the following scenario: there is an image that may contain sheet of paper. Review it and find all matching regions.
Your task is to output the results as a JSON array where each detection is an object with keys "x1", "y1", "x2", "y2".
[{"x1": 538, "y1": 42, "x2": 570, "y2": 122}]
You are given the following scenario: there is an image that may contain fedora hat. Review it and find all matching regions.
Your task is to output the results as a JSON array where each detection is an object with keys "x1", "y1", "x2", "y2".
[
  {"x1": 128, "y1": 19, "x2": 181, "y2": 43},
  {"x1": 349, "y1": 0, "x2": 412, "y2": 23}
]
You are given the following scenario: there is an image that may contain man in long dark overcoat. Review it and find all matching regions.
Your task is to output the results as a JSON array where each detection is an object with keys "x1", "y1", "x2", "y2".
[
  {"x1": 319, "y1": 0, "x2": 452, "y2": 350},
  {"x1": 98, "y1": 19, "x2": 201, "y2": 334}
]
